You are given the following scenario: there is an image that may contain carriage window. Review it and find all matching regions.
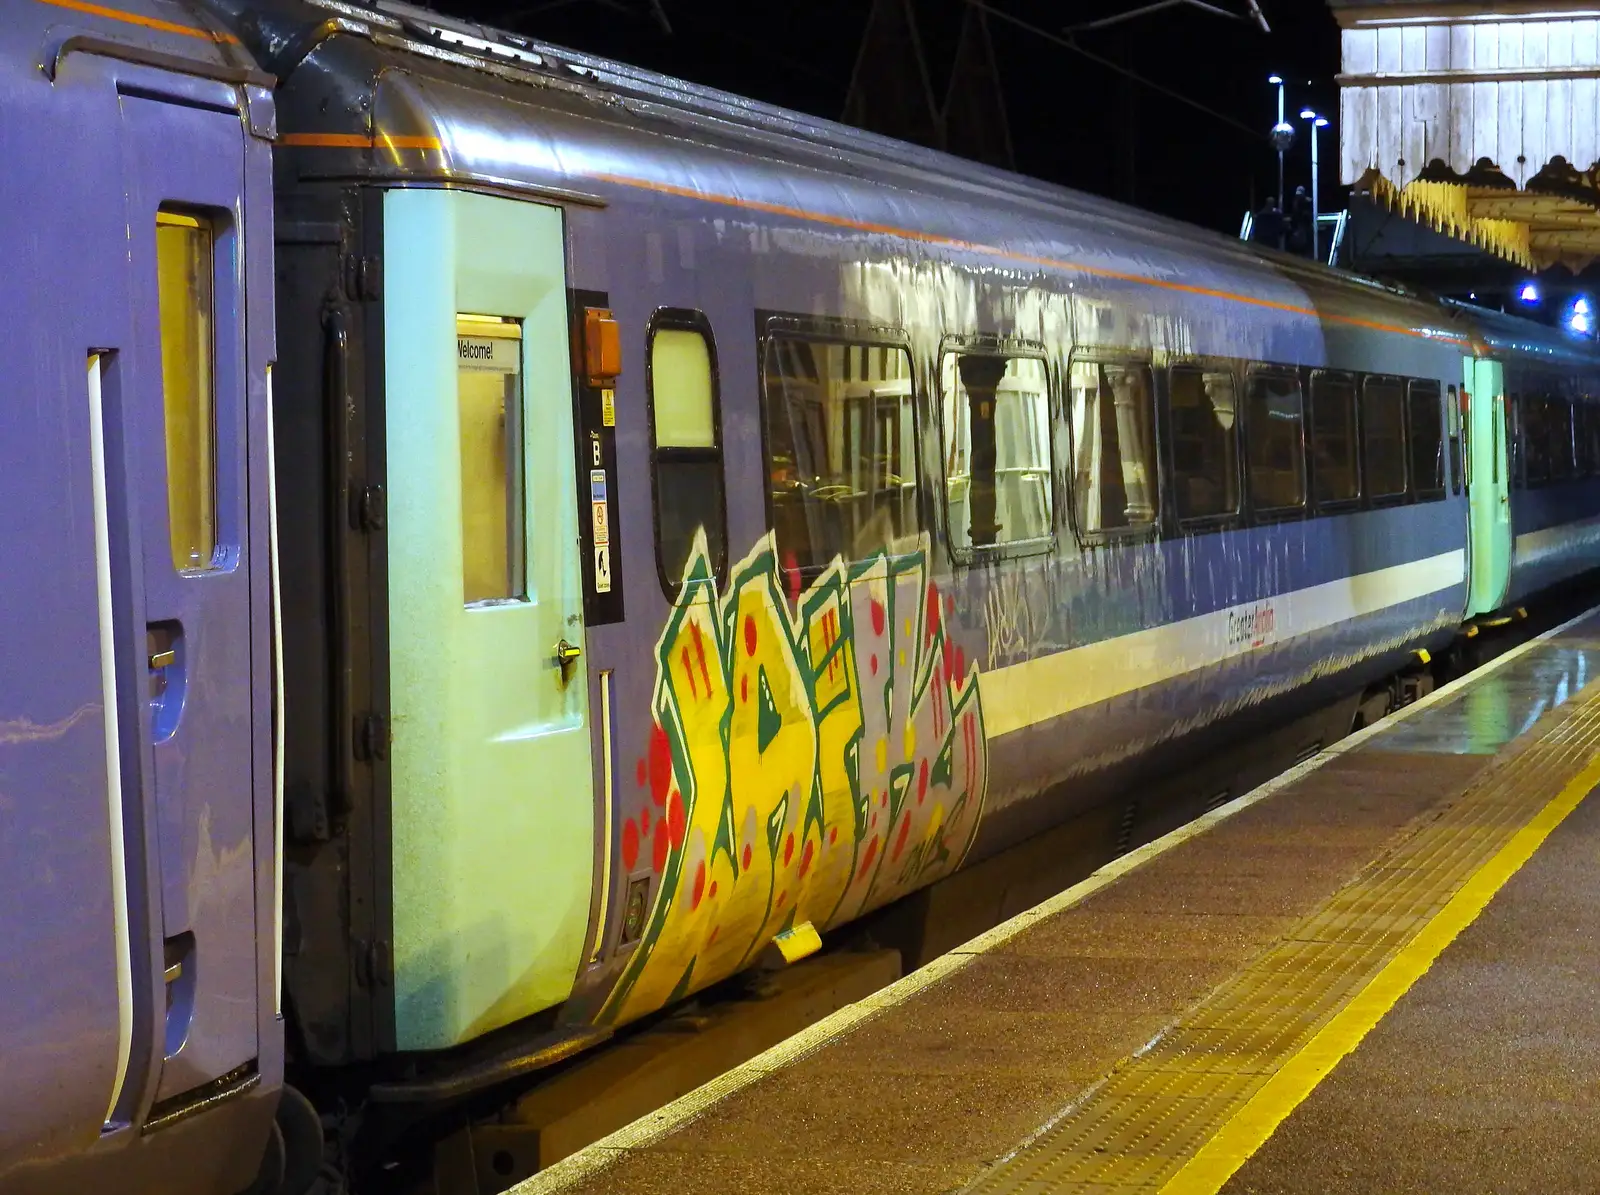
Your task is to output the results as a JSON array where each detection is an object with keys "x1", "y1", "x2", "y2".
[
  {"x1": 1362, "y1": 377, "x2": 1407, "y2": 499},
  {"x1": 1581, "y1": 403, "x2": 1600, "y2": 477},
  {"x1": 1408, "y1": 380, "x2": 1445, "y2": 499},
  {"x1": 1447, "y1": 385, "x2": 1463, "y2": 494},
  {"x1": 1167, "y1": 367, "x2": 1239, "y2": 522},
  {"x1": 156, "y1": 210, "x2": 217, "y2": 572},
  {"x1": 763, "y1": 336, "x2": 919, "y2": 575},
  {"x1": 1547, "y1": 397, "x2": 1574, "y2": 481},
  {"x1": 1310, "y1": 372, "x2": 1359, "y2": 505},
  {"x1": 456, "y1": 315, "x2": 526, "y2": 605},
  {"x1": 1246, "y1": 371, "x2": 1306, "y2": 512},
  {"x1": 1069, "y1": 359, "x2": 1158, "y2": 536},
  {"x1": 941, "y1": 354, "x2": 1052, "y2": 553},
  {"x1": 650, "y1": 317, "x2": 726, "y2": 592},
  {"x1": 1521, "y1": 395, "x2": 1548, "y2": 485}
]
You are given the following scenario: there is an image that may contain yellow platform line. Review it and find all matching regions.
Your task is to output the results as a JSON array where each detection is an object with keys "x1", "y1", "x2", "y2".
[{"x1": 1159, "y1": 751, "x2": 1600, "y2": 1195}]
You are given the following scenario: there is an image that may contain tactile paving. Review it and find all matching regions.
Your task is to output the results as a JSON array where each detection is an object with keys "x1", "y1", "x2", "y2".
[{"x1": 961, "y1": 684, "x2": 1600, "y2": 1194}]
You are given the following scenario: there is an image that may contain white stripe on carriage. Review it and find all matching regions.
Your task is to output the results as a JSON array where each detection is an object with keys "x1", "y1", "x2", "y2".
[
  {"x1": 978, "y1": 548, "x2": 1468, "y2": 740},
  {"x1": 1513, "y1": 514, "x2": 1600, "y2": 567}
]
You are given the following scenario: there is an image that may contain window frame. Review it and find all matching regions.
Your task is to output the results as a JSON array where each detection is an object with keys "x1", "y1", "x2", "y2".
[
  {"x1": 1064, "y1": 348, "x2": 1162, "y2": 548},
  {"x1": 936, "y1": 334, "x2": 1057, "y2": 565},
  {"x1": 755, "y1": 312, "x2": 923, "y2": 579},
  {"x1": 1307, "y1": 367, "x2": 1363, "y2": 515},
  {"x1": 1242, "y1": 363, "x2": 1309, "y2": 522},
  {"x1": 646, "y1": 307, "x2": 728, "y2": 598},
  {"x1": 1162, "y1": 357, "x2": 1244, "y2": 533},
  {"x1": 1447, "y1": 384, "x2": 1463, "y2": 495},
  {"x1": 1360, "y1": 373, "x2": 1411, "y2": 508},
  {"x1": 1406, "y1": 378, "x2": 1447, "y2": 502}
]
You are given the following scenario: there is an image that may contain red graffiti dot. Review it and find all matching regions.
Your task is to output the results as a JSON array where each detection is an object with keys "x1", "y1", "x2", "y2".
[
  {"x1": 870, "y1": 814, "x2": 877, "y2": 832},
  {"x1": 743, "y1": 614, "x2": 758, "y2": 656},
  {"x1": 829, "y1": 826, "x2": 838, "y2": 846},
  {"x1": 742, "y1": 842, "x2": 753, "y2": 871},
  {"x1": 858, "y1": 837, "x2": 879, "y2": 880},
  {"x1": 880, "y1": 790, "x2": 888, "y2": 808},
  {"x1": 621, "y1": 819, "x2": 639, "y2": 871},
  {"x1": 740, "y1": 675, "x2": 749, "y2": 703},
  {"x1": 777, "y1": 890, "x2": 787, "y2": 909},
  {"x1": 709, "y1": 880, "x2": 718, "y2": 900},
  {"x1": 954, "y1": 644, "x2": 966, "y2": 680},
  {"x1": 800, "y1": 840, "x2": 815, "y2": 877},
  {"x1": 668, "y1": 790, "x2": 686, "y2": 849},
  {"x1": 892, "y1": 814, "x2": 912, "y2": 862},
  {"x1": 870, "y1": 599, "x2": 886, "y2": 636},
  {"x1": 691, "y1": 860, "x2": 706, "y2": 910},
  {"x1": 781, "y1": 548, "x2": 801, "y2": 603},
  {"x1": 648, "y1": 725, "x2": 671, "y2": 807},
  {"x1": 944, "y1": 593, "x2": 955, "y2": 617},
  {"x1": 635, "y1": 758, "x2": 647, "y2": 788},
  {"x1": 708, "y1": 924, "x2": 720, "y2": 945},
  {"x1": 870, "y1": 653, "x2": 878, "y2": 676},
  {"x1": 651, "y1": 821, "x2": 669, "y2": 873},
  {"x1": 783, "y1": 832, "x2": 794, "y2": 866},
  {"x1": 918, "y1": 759, "x2": 929, "y2": 804},
  {"x1": 927, "y1": 585, "x2": 941, "y2": 636},
  {"x1": 641, "y1": 805, "x2": 651, "y2": 833}
]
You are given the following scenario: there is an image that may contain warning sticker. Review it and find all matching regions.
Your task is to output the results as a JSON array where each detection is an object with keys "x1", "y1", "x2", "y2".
[
  {"x1": 594, "y1": 543, "x2": 612, "y2": 593},
  {"x1": 590, "y1": 469, "x2": 610, "y2": 548},
  {"x1": 602, "y1": 388, "x2": 616, "y2": 428}
]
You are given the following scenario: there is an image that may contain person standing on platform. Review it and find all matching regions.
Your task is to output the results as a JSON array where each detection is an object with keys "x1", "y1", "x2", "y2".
[
  {"x1": 1252, "y1": 197, "x2": 1286, "y2": 252},
  {"x1": 1286, "y1": 186, "x2": 1313, "y2": 257}
]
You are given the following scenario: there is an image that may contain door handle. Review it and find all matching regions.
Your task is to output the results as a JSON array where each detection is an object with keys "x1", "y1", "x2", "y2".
[{"x1": 556, "y1": 639, "x2": 582, "y2": 664}]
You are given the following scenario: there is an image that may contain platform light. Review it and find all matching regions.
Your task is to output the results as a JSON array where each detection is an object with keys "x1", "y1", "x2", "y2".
[
  {"x1": 1566, "y1": 295, "x2": 1594, "y2": 336},
  {"x1": 1519, "y1": 281, "x2": 1541, "y2": 305}
]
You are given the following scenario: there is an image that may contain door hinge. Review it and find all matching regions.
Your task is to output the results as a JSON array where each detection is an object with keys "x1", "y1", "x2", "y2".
[
  {"x1": 351, "y1": 484, "x2": 386, "y2": 533},
  {"x1": 354, "y1": 712, "x2": 389, "y2": 763},
  {"x1": 342, "y1": 253, "x2": 382, "y2": 302},
  {"x1": 356, "y1": 938, "x2": 392, "y2": 989}
]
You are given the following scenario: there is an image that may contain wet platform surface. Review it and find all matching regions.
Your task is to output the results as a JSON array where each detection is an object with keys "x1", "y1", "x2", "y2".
[{"x1": 514, "y1": 612, "x2": 1600, "y2": 1195}]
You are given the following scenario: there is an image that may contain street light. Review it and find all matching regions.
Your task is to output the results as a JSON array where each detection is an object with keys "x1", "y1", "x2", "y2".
[
  {"x1": 1301, "y1": 108, "x2": 1329, "y2": 262},
  {"x1": 1268, "y1": 75, "x2": 1294, "y2": 213}
]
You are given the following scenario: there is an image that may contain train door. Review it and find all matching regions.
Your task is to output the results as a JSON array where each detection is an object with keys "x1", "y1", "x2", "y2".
[
  {"x1": 383, "y1": 190, "x2": 595, "y2": 1051},
  {"x1": 1466, "y1": 357, "x2": 1513, "y2": 616},
  {"x1": 115, "y1": 95, "x2": 264, "y2": 1107}
]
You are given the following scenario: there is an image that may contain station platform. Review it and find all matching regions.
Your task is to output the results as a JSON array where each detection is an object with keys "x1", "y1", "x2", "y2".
[{"x1": 512, "y1": 609, "x2": 1600, "y2": 1195}]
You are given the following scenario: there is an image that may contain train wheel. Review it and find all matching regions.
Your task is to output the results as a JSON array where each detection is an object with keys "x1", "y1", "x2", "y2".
[{"x1": 276, "y1": 1085, "x2": 324, "y2": 1195}]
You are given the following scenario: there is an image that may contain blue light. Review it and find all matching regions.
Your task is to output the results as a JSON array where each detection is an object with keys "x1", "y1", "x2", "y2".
[
  {"x1": 1519, "y1": 282, "x2": 1541, "y2": 304},
  {"x1": 1565, "y1": 295, "x2": 1595, "y2": 336}
]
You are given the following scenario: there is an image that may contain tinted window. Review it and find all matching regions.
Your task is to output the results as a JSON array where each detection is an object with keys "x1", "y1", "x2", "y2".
[
  {"x1": 1309, "y1": 372, "x2": 1359, "y2": 505},
  {"x1": 1581, "y1": 403, "x2": 1600, "y2": 477},
  {"x1": 456, "y1": 315, "x2": 526, "y2": 604},
  {"x1": 1547, "y1": 397, "x2": 1574, "y2": 480},
  {"x1": 650, "y1": 317, "x2": 726, "y2": 591},
  {"x1": 1168, "y1": 366, "x2": 1239, "y2": 521},
  {"x1": 1521, "y1": 395, "x2": 1548, "y2": 484},
  {"x1": 1246, "y1": 371, "x2": 1306, "y2": 511},
  {"x1": 941, "y1": 354, "x2": 1052, "y2": 553},
  {"x1": 1408, "y1": 380, "x2": 1445, "y2": 498},
  {"x1": 1068, "y1": 359, "x2": 1159, "y2": 535},
  {"x1": 1362, "y1": 377, "x2": 1407, "y2": 498},
  {"x1": 156, "y1": 210, "x2": 217, "y2": 572},
  {"x1": 764, "y1": 336, "x2": 918, "y2": 573}
]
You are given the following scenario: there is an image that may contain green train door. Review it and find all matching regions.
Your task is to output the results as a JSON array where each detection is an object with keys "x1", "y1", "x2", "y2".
[
  {"x1": 1465, "y1": 357, "x2": 1512, "y2": 617},
  {"x1": 383, "y1": 190, "x2": 595, "y2": 1051}
]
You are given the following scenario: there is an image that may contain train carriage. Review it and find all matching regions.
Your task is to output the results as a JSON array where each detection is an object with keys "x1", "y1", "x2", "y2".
[{"x1": 9, "y1": 0, "x2": 1600, "y2": 1189}]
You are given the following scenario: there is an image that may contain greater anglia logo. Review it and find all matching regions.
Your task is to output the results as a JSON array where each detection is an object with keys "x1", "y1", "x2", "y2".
[{"x1": 1227, "y1": 601, "x2": 1277, "y2": 649}]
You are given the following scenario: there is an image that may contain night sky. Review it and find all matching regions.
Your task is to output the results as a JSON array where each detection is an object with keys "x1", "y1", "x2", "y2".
[{"x1": 435, "y1": 0, "x2": 1344, "y2": 237}]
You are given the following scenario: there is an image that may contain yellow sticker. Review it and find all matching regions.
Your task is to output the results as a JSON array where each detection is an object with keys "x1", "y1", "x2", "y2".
[{"x1": 602, "y1": 387, "x2": 616, "y2": 427}]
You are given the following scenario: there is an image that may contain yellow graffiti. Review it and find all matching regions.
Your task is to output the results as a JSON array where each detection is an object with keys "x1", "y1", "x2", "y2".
[{"x1": 602, "y1": 532, "x2": 987, "y2": 1024}]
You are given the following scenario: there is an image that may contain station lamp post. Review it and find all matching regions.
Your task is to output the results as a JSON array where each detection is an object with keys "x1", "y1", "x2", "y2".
[
  {"x1": 1268, "y1": 75, "x2": 1294, "y2": 212},
  {"x1": 1301, "y1": 107, "x2": 1329, "y2": 262}
]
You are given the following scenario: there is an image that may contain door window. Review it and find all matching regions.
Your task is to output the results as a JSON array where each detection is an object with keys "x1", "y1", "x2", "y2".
[
  {"x1": 457, "y1": 315, "x2": 527, "y2": 605},
  {"x1": 649, "y1": 313, "x2": 726, "y2": 591},
  {"x1": 1408, "y1": 380, "x2": 1445, "y2": 499},
  {"x1": 941, "y1": 353, "x2": 1053, "y2": 553},
  {"x1": 156, "y1": 210, "x2": 217, "y2": 572}
]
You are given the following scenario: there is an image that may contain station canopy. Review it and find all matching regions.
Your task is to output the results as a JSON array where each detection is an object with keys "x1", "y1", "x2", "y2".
[{"x1": 1332, "y1": 0, "x2": 1600, "y2": 273}]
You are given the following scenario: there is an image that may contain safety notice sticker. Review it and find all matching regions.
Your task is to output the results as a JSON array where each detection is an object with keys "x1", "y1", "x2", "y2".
[{"x1": 590, "y1": 469, "x2": 610, "y2": 547}]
